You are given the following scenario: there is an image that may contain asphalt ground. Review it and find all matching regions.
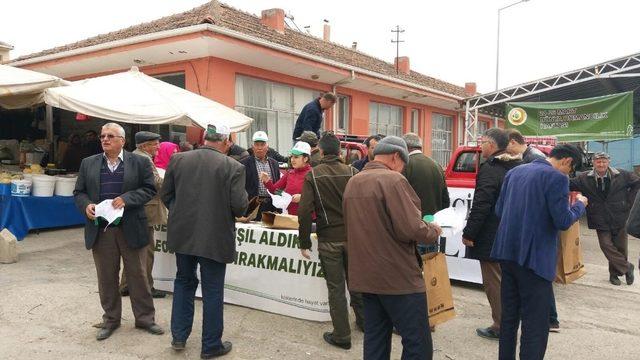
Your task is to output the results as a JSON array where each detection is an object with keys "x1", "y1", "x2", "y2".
[{"x1": 1, "y1": 220, "x2": 639, "y2": 359}]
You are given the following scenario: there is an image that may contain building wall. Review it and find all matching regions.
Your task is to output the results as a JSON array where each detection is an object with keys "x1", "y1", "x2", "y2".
[{"x1": 135, "y1": 56, "x2": 461, "y2": 157}]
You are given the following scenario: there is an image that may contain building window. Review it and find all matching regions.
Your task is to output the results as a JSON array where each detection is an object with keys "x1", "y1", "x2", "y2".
[
  {"x1": 369, "y1": 102, "x2": 403, "y2": 137},
  {"x1": 432, "y1": 113, "x2": 453, "y2": 167},
  {"x1": 411, "y1": 109, "x2": 420, "y2": 133},
  {"x1": 235, "y1": 75, "x2": 320, "y2": 154},
  {"x1": 478, "y1": 120, "x2": 488, "y2": 137},
  {"x1": 336, "y1": 95, "x2": 350, "y2": 134}
]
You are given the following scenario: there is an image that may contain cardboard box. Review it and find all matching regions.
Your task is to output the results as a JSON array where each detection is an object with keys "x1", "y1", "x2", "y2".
[
  {"x1": 423, "y1": 253, "x2": 455, "y2": 325},
  {"x1": 555, "y1": 222, "x2": 586, "y2": 284},
  {"x1": 261, "y1": 212, "x2": 299, "y2": 230}
]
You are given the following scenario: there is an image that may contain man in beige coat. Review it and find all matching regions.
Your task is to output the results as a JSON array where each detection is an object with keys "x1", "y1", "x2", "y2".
[
  {"x1": 120, "y1": 131, "x2": 167, "y2": 298},
  {"x1": 344, "y1": 136, "x2": 441, "y2": 360}
]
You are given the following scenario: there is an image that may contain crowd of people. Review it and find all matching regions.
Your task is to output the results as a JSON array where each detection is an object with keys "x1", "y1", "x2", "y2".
[{"x1": 71, "y1": 92, "x2": 640, "y2": 360}]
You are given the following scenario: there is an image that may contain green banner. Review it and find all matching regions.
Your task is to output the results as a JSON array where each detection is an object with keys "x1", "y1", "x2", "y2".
[{"x1": 505, "y1": 92, "x2": 633, "y2": 142}]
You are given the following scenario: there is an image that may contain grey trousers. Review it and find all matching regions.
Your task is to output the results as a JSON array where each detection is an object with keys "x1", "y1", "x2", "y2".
[{"x1": 92, "y1": 227, "x2": 155, "y2": 329}]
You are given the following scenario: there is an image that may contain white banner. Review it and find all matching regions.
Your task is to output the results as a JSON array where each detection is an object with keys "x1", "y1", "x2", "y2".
[
  {"x1": 441, "y1": 187, "x2": 482, "y2": 284},
  {"x1": 152, "y1": 223, "x2": 331, "y2": 322}
]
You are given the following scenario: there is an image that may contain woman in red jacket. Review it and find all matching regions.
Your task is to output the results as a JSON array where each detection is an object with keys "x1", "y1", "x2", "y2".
[{"x1": 260, "y1": 142, "x2": 312, "y2": 215}]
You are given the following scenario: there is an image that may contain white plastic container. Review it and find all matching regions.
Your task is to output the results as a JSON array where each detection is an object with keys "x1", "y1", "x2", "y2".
[
  {"x1": 54, "y1": 175, "x2": 77, "y2": 196},
  {"x1": 31, "y1": 174, "x2": 56, "y2": 197},
  {"x1": 11, "y1": 179, "x2": 32, "y2": 196}
]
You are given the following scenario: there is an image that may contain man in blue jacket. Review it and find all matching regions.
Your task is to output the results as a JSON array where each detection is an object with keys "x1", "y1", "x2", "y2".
[
  {"x1": 492, "y1": 144, "x2": 587, "y2": 360},
  {"x1": 292, "y1": 93, "x2": 336, "y2": 141}
]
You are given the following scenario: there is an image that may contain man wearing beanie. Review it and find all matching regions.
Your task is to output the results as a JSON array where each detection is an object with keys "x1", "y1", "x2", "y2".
[
  {"x1": 298, "y1": 133, "x2": 363, "y2": 350},
  {"x1": 344, "y1": 136, "x2": 442, "y2": 359},
  {"x1": 120, "y1": 131, "x2": 167, "y2": 299}
]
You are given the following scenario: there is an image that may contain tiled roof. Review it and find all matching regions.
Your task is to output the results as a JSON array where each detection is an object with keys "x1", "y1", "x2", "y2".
[
  {"x1": 0, "y1": 41, "x2": 13, "y2": 49},
  {"x1": 14, "y1": 1, "x2": 467, "y2": 98}
]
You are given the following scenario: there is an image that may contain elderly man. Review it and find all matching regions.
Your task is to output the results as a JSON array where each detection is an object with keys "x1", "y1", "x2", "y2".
[
  {"x1": 402, "y1": 133, "x2": 449, "y2": 217},
  {"x1": 119, "y1": 131, "x2": 166, "y2": 299},
  {"x1": 492, "y1": 144, "x2": 587, "y2": 359},
  {"x1": 570, "y1": 152, "x2": 640, "y2": 285},
  {"x1": 462, "y1": 128, "x2": 521, "y2": 340},
  {"x1": 293, "y1": 93, "x2": 337, "y2": 141},
  {"x1": 297, "y1": 131, "x2": 322, "y2": 166},
  {"x1": 74, "y1": 123, "x2": 163, "y2": 341},
  {"x1": 240, "y1": 131, "x2": 281, "y2": 220},
  {"x1": 344, "y1": 136, "x2": 442, "y2": 360},
  {"x1": 298, "y1": 132, "x2": 363, "y2": 350},
  {"x1": 352, "y1": 134, "x2": 383, "y2": 171},
  {"x1": 161, "y1": 124, "x2": 248, "y2": 358}
]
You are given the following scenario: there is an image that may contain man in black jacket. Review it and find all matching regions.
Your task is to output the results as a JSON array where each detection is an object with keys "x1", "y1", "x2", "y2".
[
  {"x1": 570, "y1": 152, "x2": 640, "y2": 285},
  {"x1": 462, "y1": 128, "x2": 522, "y2": 340},
  {"x1": 292, "y1": 93, "x2": 336, "y2": 141},
  {"x1": 240, "y1": 131, "x2": 281, "y2": 220}
]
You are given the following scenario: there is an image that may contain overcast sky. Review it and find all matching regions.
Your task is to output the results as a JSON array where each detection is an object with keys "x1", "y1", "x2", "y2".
[{"x1": 3, "y1": 0, "x2": 638, "y2": 93}]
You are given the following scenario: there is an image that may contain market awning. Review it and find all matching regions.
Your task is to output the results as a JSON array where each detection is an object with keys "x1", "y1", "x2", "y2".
[
  {"x1": 0, "y1": 64, "x2": 68, "y2": 109},
  {"x1": 44, "y1": 67, "x2": 252, "y2": 132}
]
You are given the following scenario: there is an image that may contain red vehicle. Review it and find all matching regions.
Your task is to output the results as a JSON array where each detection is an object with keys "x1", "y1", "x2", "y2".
[
  {"x1": 336, "y1": 134, "x2": 368, "y2": 165},
  {"x1": 445, "y1": 137, "x2": 556, "y2": 189}
]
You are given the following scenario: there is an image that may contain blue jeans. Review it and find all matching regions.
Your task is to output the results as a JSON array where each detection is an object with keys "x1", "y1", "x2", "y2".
[
  {"x1": 549, "y1": 288, "x2": 558, "y2": 325},
  {"x1": 363, "y1": 293, "x2": 432, "y2": 360},
  {"x1": 499, "y1": 261, "x2": 552, "y2": 360},
  {"x1": 171, "y1": 253, "x2": 227, "y2": 354}
]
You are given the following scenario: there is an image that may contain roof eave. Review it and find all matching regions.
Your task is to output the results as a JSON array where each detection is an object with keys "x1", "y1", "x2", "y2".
[{"x1": 11, "y1": 23, "x2": 463, "y2": 101}]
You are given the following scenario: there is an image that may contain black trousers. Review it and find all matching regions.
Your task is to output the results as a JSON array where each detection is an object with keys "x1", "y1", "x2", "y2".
[
  {"x1": 363, "y1": 292, "x2": 432, "y2": 360},
  {"x1": 499, "y1": 261, "x2": 552, "y2": 360}
]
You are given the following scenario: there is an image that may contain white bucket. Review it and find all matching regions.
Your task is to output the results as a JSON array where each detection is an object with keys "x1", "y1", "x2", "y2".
[
  {"x1": 31, "y1": 174, "x2": 56, "y2": 197},
  {"x1": 11, "y1": 179, "x2": 32, "y2": 196},
  {"x1": 54, "y1": 176, "x2": 77, "y2": 196}
]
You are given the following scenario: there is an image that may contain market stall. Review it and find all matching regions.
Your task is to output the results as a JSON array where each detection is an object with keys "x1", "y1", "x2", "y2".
[
  {"x1": 152, "y1": 222, "x2": 331, "y2": 322},
  {"x1": 1, "y1": 66, "x2": 252, "y2": 239}
]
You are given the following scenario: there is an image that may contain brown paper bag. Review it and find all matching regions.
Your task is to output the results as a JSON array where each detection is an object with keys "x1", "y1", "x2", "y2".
[
  {"x1": 237, "y1": 197, "x2": 262, "y2": 223},
  {"x1": 422, "y1": 253, "x2": 455, "y2": 326},
  {"x1": 261, "y1": 212, "x2": 299, "y2": 230},
  {"x1": 555, "y1": 222, "x2": 586, "y2": 284}
]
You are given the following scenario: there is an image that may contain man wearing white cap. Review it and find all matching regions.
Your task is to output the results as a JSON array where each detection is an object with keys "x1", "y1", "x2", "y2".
[
  {"x1": 161, "y1": 124, "x2": 248, "y2": 358},
  {"x1": 240, "y1": 131, "x2": 281, "y2": 220}
]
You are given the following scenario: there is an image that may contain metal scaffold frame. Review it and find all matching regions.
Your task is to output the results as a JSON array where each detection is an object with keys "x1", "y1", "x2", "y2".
[{"x1": 463, "y1": 52, "x2": 640, "y2": 144}]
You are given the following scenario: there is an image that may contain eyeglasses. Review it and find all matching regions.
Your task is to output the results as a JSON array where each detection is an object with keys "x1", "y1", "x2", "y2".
[{"x1": 99, "y1": 134, "x2": 124, "y2": 140}]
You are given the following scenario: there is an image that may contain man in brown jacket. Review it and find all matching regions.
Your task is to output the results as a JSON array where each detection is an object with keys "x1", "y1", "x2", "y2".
[
  {"x1": 298, "y1": 132, "x2": 362, "y2": 350},
  {"x1": 344, "y1": 136, "x2": 441, "y2": 360},
  {"x1": 120, "y1": 131, "x2": 167, "y2": 299}
]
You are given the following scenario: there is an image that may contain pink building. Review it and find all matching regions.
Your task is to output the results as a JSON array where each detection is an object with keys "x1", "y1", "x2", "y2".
[{"x1": 12, "y1": 1, "x2": 494, "y2": 166}]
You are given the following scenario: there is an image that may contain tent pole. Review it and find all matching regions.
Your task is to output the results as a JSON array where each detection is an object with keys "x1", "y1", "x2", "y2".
[{"x1": 45, "y1": 105, "x2": 54, "y2": 162}]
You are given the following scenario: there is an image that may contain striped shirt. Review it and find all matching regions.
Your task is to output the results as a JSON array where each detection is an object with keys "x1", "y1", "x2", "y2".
[{"x1": 255, "y1": 157, "x2": 273, "y2": 197}]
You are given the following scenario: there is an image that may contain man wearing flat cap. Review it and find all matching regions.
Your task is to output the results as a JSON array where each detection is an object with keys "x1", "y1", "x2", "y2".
[
  {"x1": 570, "y1": 152, "x2": 640, "y2": 285},
  {"x1": 119, "y1": 131, "x2": 167, "y2": 298},
  {"x1": 297, "y1": 131, "x2": 322, "y2": 166},
  {"x1": 344, "y1": 135, "x2": 442, "y2": 359}
]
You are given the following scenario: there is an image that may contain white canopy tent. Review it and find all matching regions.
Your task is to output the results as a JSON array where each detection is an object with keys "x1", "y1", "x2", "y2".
[
  {"x1": 0, "y1": 64, "x2": 68, "y2": 109},
  {"x1": 44, "y1": 67, "x2": 252, "y2": 132}
]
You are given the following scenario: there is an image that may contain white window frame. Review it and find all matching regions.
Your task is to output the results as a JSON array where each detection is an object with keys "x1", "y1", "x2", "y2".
[
  {"x1": 431, "y1": 113, "x2": 454, "y2": 167},
  {"x1": 369, "y1": 101, "x2": 403, "y2": 137}
]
